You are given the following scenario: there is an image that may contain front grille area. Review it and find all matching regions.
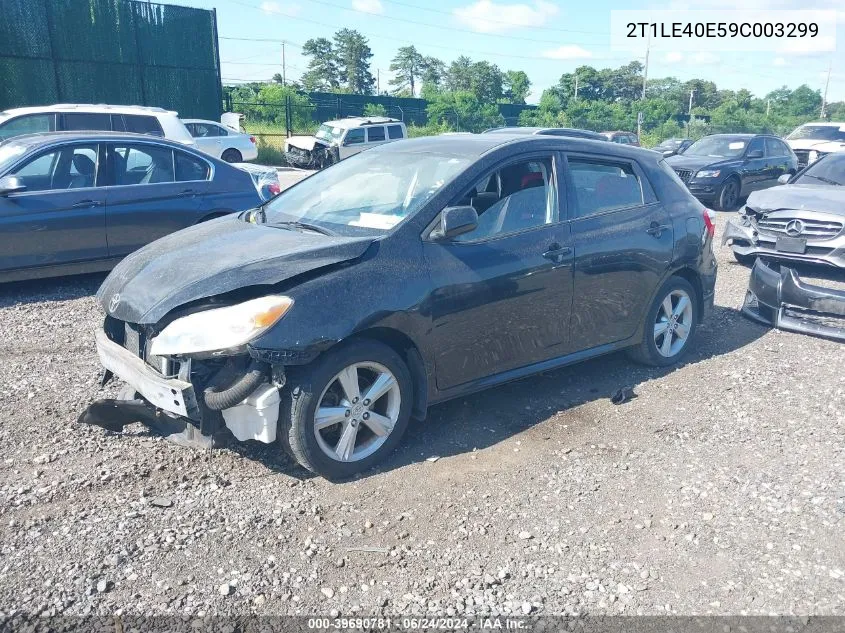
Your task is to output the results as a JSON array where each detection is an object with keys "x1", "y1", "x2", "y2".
[
  {"x1": 673, "y1": 168, "x2": 693, "y2": 184},
  {"x1": 756, "y1": 216, "x2": 844, "y2": 240},
  {"x1": 793, "y1": 150, "x2": 810, "y2": 167}
]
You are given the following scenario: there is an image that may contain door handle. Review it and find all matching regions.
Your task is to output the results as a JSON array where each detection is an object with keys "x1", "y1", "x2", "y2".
[
  {"x1": 178, "y1": 189, "x2": 197, "y2": 197},
  {"x1": 72, "y1": 199, "x2": 102, "y2": 208},
  {"x1": 542, "y1": 244, "x2": 573, "y2": 263},
  {"x1": 646, "y1": 222, "x2": 671, "y2": 237}
]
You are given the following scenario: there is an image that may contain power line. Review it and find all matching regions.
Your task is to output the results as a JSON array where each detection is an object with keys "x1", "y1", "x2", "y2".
[{"x1": 299, "y1": 0, "x2": 606, "y2": 45}]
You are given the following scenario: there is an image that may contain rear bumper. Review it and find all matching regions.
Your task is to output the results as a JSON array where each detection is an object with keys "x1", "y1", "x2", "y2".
[{"x1": 741, "y1": 259, "x2": 845, "y2": 342}]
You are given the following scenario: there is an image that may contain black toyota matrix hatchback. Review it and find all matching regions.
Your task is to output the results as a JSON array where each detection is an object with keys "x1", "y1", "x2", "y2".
[{"x1": 83, "y1": 134, "x2": 717, "y2": 479}]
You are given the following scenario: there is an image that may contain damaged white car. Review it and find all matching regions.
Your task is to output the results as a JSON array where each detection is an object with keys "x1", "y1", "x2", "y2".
[{"x1": 284, "y1": 117, "x2": 406, "y2": 169}]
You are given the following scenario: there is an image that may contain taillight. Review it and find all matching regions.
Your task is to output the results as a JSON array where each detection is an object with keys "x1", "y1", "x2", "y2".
[
  {"x1": 268, "y1": 183, "x2": 281, "y2": 196},
  {"x1": 249, "y1": 136, "x2": 256, "y2": 144},
  {"x1": 702, "y1": 208, "x2": 716, "y2": 238}
]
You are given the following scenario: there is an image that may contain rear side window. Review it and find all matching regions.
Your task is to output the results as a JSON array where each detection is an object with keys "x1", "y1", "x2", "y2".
[
  {"x1": 110, "y1": 144, "x2": 174, "y2": 185},
  {"x1": 61, "y1": 113, "x2": 111, "y2": 131},
  {"x1": 175, "y1": 151, "x2": 209, "y2": 181},
  {"x1": 344, "y1": 128, "x2": 365, "y2": 145},
  {"x1": 0, "y1": 114, "x2": 54, "y2": 139},
  {"x1": 387, "y1": 124, "x2": 404, "y2": 140},
  {"x1": 568, "y1": 159, "x2": 644, "y2": 218},
  {"x1": 124, "y1": 115, "x2": 164, "y2": 136},
  {"x1": 367, "y1": 126, "x2": 386, "y2": 142}
]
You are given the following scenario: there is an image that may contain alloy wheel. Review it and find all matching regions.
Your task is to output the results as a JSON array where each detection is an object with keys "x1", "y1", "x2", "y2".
[
  {"x1": 653, "y1": 289, "x2": 694, "y2": 358},
  {"x1": 313, "y1": 362, "x2": 402, "y2": 463}
]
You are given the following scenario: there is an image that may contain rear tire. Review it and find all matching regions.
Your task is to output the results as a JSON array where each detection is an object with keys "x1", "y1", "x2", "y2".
[
  {"x1": 280, "y1": 339, "x2": 413, "y2": 480},
  {"x1": 627, "y1": 276, "x2": 699, "y2": 367},
  {"x1": 221, "y1": 149, "x2": 242, "y2": 163}
]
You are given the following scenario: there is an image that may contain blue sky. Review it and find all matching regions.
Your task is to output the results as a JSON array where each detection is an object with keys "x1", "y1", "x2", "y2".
[{"x1": 178, "y1": 0, "x2": 843, "y2": 105}]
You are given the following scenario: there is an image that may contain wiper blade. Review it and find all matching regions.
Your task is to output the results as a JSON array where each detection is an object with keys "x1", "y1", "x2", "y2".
[
  {"x1": 804, "y1": 174, "x2": 841, "y2": 186},
  {"x1": 272, "y1": 220, "x2": 336, "y2": 236}
]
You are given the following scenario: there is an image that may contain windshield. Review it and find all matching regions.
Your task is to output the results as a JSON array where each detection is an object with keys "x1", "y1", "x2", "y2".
[
  {"x1": 0, "y1": 142, "x2": 28, "y2": 173},
  {"x1": 794, "y1": 153, "x2": 845, "y2": 186},
  {"x1": 656, "y1": 139, "x2": 682, "y2": 150},
  {"x1": 262, "y1": 149, "x2": 471, "y2": 235},
  {"x1": 315, "y1": 124, "x2": 344, "y2": 142},
  {"x1": 684, "y1": 137, "x2": 748, "y2": 158},
  {"x1": 786, "y1": 125, "x2": 845, "y2": 142}
]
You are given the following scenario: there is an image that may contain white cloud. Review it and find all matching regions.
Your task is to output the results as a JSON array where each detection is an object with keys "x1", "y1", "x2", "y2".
[
  {"x1": 691, "y1": 52, "x2": 720, "y2": 64},
  {"x1": 663, "y1": 51, "x2": 684, "y2": 63},
  {"x1": 541, "y1": 44, "x2": 593, "y2": 60},
  {"x1": 260, "y1": 1, "x2": 300, "y2": 16},
  {"x1": 454, "y1": 0, "x2": 559, "y2": 33},
  {"x1": 780, "y1": 35, "x2": 836, "y2": 55},
  {"x1": 773, "y1": 57, "x2": 787, "y2": 67},
  {"x1": 352, "y1": 0, "x2": 383, "y2": 14}
]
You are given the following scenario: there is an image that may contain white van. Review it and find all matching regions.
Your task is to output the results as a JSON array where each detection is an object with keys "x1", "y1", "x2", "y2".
[
  {"x1": 284, "y1": 116, "x2": 407, "y2": 168},
  {"x1": 0, "y1": 104, "x2": 196, "y2": 147}
]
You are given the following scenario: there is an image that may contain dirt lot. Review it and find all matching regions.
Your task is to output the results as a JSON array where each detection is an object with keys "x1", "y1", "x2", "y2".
[{"x1": 0, "y1": 212, "x2": 843, "y2": 618}]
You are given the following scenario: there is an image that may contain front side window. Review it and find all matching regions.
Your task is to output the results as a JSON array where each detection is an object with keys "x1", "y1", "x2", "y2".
[
  {"x1": 344, "y1": 128, "x2": 365, "y2": 145},
  {"x1": 453, "y1": 157, "x2": 556, "y2": 242},
  {"x1": 175, "y1": 151, "x2": 210, "y2": 181},
  {"x1": 12, "y1": 144, "x2": 98, "y2": 192},
  {"x1": 262, "y1": 148, "x2": 470, "y2": 236},
  {"x1": 61, "y1": 113, "x2": 111, "y2": 132},
  {"x1": 110, "y1": 144, "x2": 174, "y2": 185},
  {"x1": 0, "y1": 114, "x2": 54, "y2": 140},
  {"x1": 568, "y1": 159, "x2": 644, "y2": 218},
  {"x1": 124, "y1": 115, "x2": 164, "y2": 136},
  {"x1": 387, "y1": 124, "x2": 404, "y2": 139},
  {"x1": 367, "y1": 126, "x2": 386, "y2": 142}
]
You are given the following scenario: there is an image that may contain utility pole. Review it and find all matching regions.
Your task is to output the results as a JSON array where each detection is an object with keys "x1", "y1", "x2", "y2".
[
  {"x1": 281, "y1": 41, "x2": 286, "y2": 86},
  {"x1": 574, "y1": 73, "x2": 579, "y2": 100},
  {"x1": 766, "y1": 99, "x2": 771, "y2": 117},
  {"x1": 641, "y1": 33, "x2": 650, "y2": 100},
  {"x1": 688, "y1": 88, "x2": 695, "y2": 114},
  {"x1": 377, "y1": 69, "x2": 380, "y2": 95},
  {"x1": 820, "y1": 62, "x2": 832, "y2": 118}
]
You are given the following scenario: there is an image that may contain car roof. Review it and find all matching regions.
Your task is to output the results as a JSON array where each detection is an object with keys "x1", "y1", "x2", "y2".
[
  {"x1": 796, "y1": 121, "x2": 845, "y2": 127},
  {"x1": 484, "y1": 126, "x2": 604, "y2": 139},
  {"x1": 0, "y1": 131, "x2": 209, "y2": 152},
  {"x1": 0, "y1": 103, "x2": 177, "y2": 117},
  {"x1": 368, "y1": 133, "x2": 654, "y2": 160},
  {"x1": 323, "y1": 116, "x2": 401, "y2": 128}
]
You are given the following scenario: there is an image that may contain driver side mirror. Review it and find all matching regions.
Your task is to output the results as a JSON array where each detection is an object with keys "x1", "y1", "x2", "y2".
[
  {"x1": 430, "y1": 205, "x2": 478, "y2": 241},
  {"x1": 777, "y1": 173, "x2": 791, "y2": 184},
  {"x1": 747, "y1": 149, "x2": 764, "y2": 159},
  {"x1": 0, "y1": 175, "x2": 26, "y2": 196}
]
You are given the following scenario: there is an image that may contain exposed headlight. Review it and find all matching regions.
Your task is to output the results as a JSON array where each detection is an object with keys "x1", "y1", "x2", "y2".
[
  {"x1": 150, "y1": 295, "x2": 294, "y2": 356},
  {"x1": 695, "y1": 169, "x2": 721, "y2": 178}
]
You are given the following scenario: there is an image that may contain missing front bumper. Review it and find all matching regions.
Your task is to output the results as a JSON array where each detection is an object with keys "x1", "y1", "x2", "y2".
[{"x1": 741, "y1": 259, "x2": 845, "y2": 342}]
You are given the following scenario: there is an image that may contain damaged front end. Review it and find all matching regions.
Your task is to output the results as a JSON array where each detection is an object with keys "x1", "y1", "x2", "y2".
[
  {"x1": 284, "y1": 137, "x2": 338, "y2": 170},
  {"x1": 741, "y1": 258, "x2": 845, "y2": 342},
  {"x1": 79, "y1": 300, "x2": 291, "y2": 449}
]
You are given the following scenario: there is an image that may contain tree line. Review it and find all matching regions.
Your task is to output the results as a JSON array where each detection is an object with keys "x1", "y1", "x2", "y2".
[{"x1": 227, "y1": 28, "x2": 845, "y2": 142}]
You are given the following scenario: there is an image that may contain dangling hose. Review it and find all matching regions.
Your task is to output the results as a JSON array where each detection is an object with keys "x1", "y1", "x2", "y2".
[{"x1": 203, "y1": 360, "x2": 267, "y2": 411}]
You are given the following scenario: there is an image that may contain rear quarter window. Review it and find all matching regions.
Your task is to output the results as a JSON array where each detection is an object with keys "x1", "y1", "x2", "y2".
[{"x1": 124, "y1": 115, "x2": 164, "y2": 136}]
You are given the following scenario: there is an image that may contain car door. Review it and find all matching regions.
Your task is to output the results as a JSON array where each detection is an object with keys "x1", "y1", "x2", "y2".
[
  {"x1": 186, "y1": 122, "x2": 222, "y2": 158},
  {"x1": 338, "y1": 128, "x2": 365, "y2": 160},
  {"x1": 740, "y1": 137, "x2": 767, "y2": 195},
  {"x1": 103, "y1": 142, "x2": 210, "y2": 257},
  {"x1": 564, "y1": 154, "x2": 674, "y2": 351},
  {"x1": 0, "y1": 142, "x2": 107, "y2": 274},
  {"x1": 423, "y1": 153, "x2": 574, "y2": 391}
]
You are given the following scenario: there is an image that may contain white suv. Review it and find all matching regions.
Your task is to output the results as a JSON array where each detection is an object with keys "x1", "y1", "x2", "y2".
[
  {"x1": 0, "y1": 104, "x2": 195, "y2": 146},
  {"x1": 284, "y1": 116, "x2": 407, "y2": 168},
  {"x1": 785, "y1": 121, "x2": 845, "y2": 167}
]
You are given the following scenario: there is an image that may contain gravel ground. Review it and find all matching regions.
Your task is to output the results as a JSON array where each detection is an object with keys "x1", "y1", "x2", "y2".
[{"x1": 0, "y1": 212, "x2": 843, "y2": 619}]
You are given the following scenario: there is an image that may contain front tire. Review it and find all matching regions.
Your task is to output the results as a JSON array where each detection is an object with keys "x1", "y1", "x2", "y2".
[
  {"x1": 627, "y1": 276, "x2": 699, "y2": 367},
  {"x1": 715, "y1": 177, "x2": 740, "y2": 211},
  {"x1": 280, "y1": 340, "x2": 413, "y2": 480}
]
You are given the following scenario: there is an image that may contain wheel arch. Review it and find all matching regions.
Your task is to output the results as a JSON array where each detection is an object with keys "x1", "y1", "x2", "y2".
[
  {"x1": 345, "y1": 327, "x2": 429, "y2": 420},
  {"x1": 667, "y1": 266, "x2": 705, "y2": 322}
]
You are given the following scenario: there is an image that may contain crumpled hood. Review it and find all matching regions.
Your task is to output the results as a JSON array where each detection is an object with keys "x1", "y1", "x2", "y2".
[
  {"x1": 97, "y1": 215, "x2": 373, "y2": 324},
  {"x1": 665, "y1": 154, "x2": 737, "y2": 172},
  {"x1": 285, "y1": 135, "x2": 330, "y2": 151},
  {"x1": 746, "y1": 184, "x2": 845, "y2": 217}
]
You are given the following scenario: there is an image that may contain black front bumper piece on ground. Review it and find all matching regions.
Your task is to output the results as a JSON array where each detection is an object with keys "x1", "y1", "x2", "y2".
[{"x1": 742, "y1": 258, "x2": 845, "y2": 342}]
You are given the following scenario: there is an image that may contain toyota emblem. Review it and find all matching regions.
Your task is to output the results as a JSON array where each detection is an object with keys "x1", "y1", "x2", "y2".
[
  {"x1": 109, "y1": 293, "x2": 121, "y2": 313},
  {"x1": 785, "y1": 219, "x2": 804, "y2": 237}
]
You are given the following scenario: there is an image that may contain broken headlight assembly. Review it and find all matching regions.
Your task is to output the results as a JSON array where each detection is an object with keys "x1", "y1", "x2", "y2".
[{"x1": 149, "y1": 295, "x2": 294, "y2": 357}]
